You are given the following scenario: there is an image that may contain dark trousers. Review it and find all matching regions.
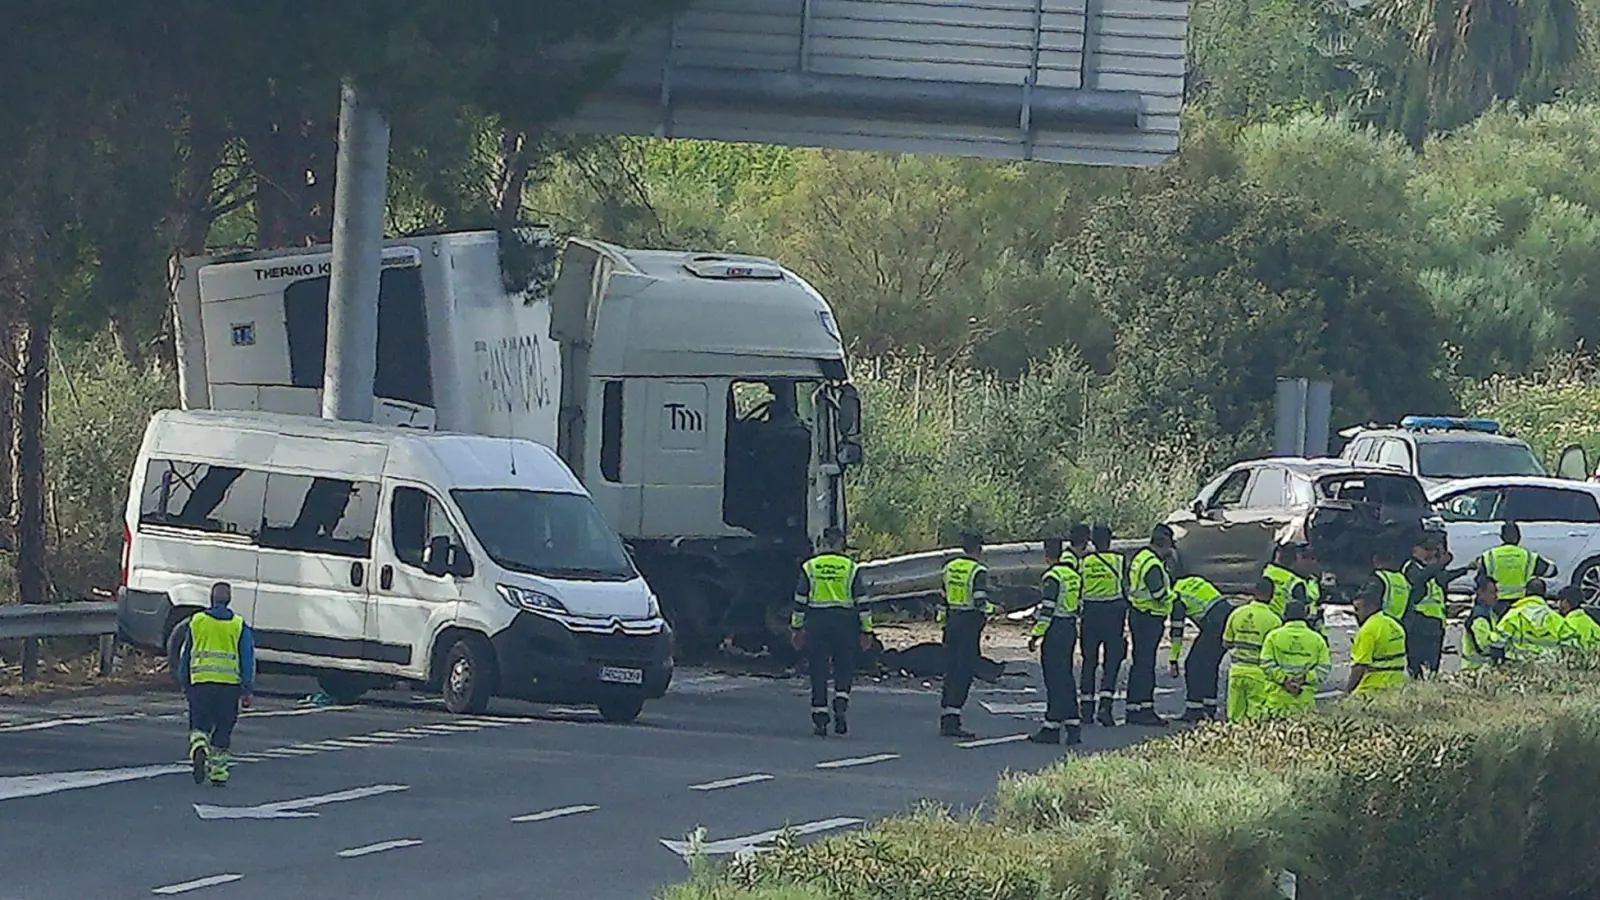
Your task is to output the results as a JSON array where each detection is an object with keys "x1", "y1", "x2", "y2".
[
  {"x1": 1404, "y1": 615, "x2": 1445, "y2": 677},
  {"x1": 1079, "y1": 600, "x2": 1128, "y2": 704},
  {"x1": 940, "y1": 609, "x2": 985, "y2": 713},
  {"x1": 804, "y1": 609, "x2": 858, "y2": 710},
  {"x1": 188, "y1": 683, "x2": 241, "y2": 751},
  {"x1": 1126, "y1": 608, "x2": 1165, "y2": 710},
  {"x1": 1184, "y1": 605, "x2": 1230, "y2": 710},
  {"x1": 1040, "y1": 618, "x2": 1080, "y2": 726}
]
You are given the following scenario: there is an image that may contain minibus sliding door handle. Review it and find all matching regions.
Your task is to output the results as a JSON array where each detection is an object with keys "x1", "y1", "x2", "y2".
[
  {"x1": 350, "y1": 561, "x2": 365, "y2": 588},
  {"x1": 380, "y1": 565, "x2": 394, "y2": 590}
]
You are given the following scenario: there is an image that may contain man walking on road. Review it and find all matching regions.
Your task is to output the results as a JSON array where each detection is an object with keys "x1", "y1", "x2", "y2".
[
  {"x1": 1125, "y1": 525, "x2": 1175, "y2": 726},
  {"x1": 792, "y1": 527, "x2": 874, "y2": 736},
  {"x1": 1078, "y1": 524, "x2": 1127, "y2": 727},
  {"x1": 1169, "y1": 574, "x2": 1230, "y2": 722},
  {"x1": 939, "y1": 531, "x2": 992, "y2": 738},
  {"x1": 176, "y1": 582, "x2": 255, "y2": 787},
  {"x1": 1029, "y1": 537, "x2": 1083, "y2": 745}
]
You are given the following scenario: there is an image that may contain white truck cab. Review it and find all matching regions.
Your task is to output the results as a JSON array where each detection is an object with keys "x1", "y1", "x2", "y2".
[
  {"x1": 116, "y1": 409, "x2": 672, "y2": 720},
  {"x1": 165, "y1": 230, "x2": 860, "y2": 655}
]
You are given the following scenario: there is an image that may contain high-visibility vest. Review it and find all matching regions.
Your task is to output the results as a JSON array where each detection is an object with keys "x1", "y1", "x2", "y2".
[
  {"x1": 1129, "y1": 548, "x2": 1171, "y2": 616},
  {"x1": 1031, "y1": 563, "x2": 1083, "y2": 636},
  {"x1": 1377, "y1": 570, "x2": 1411, "y2": 620},
  {"x1": 1500, "y1": 596, "x2": 1572, "y2": 660},
  {"x1": 1352, "y1": 612, "x2": 1408, "y2": 694},
  {"x1": 1461, "y1": 612, "x2": 1506, "y2": 669},
  {"x1": 188, "y1": 612, "x2": 244, "y2": 686},
  {"x1": 1263, "y1": 564, "x2": 1300, "y2": 617},
  {"x1": 1224, "y1": 602, "x2": 1282, "y2": 670},
  {"x1": 1402, "y1": 559, "x2": 1448, "y2": 621},
  {"x1": 943, "y1": 557, "x2": 991, "y2": 612},
  {"x1": 793, "y1": 552, "x2": 873, "y2": 632},
  {"x1": 1566, "y1": 609, "x2": 1600, "y2": 650},
  {"x1": 1482, "y1": 545, "x2": 1538, "y2": 600},
  {"x1": 1081, "y1": 552, "x2": 1125, "y2": 603}
]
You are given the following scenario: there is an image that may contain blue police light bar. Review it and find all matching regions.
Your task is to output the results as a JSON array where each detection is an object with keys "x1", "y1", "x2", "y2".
[{"x1": 1399, "y1": 415, "x2": 1501, "y2": 434}]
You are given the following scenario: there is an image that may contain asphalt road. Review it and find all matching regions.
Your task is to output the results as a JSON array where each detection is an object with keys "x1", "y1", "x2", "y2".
[{"x1": 0, "y1": 614, "x2": 1382, "y2": 900}]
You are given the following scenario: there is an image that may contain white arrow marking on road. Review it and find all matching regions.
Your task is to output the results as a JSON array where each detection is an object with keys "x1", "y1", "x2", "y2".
[
  {"x1": 193, "y1": 783, "x2": 409, "y2": 820},
  {"x1": 151, "y1": 873, "x2": 244, "y2": 894},
  {"x1": 0, "y1": 763, "x2": 188, "y2": 802},
  {"x1": 659, "y1": 817, "x2": 864, "y2": 858},
  {"x1": 689, "y1": 773, "x2": 774, "y2": 791},
  {"x1": 956, "y1": 733, "x2": 1030, "y2": 748},
  {"x1": 511, "y1": 804, "x2": 599, "y2": 823},
  {"x1": 815, "y1": 753, "x2": 898, "y2": 770},
  {"x1": 337, "y1": 839, "x2": 423, "y2": 858}
]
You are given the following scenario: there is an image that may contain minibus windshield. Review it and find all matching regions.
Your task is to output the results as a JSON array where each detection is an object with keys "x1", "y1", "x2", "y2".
[{"x1": 450, "y1": 489, "x2": 637, "y2": 582}]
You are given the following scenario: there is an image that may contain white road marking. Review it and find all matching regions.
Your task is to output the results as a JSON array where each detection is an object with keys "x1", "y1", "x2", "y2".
[
  {"x1": 0, "y1": 714, "x2": 135, "y2": 733},
  {"x1": 151, "y1": 873, "x2": 243, "y2": 894},
  {"x1": 229, "y1": 755, "x2": 262, "y2": 763},
  {"x1": 194, "y1": 783, "x2": 409, "y2": 820},
  {"x1": 660, "y1": 817, "x2": 864, "y2": 858},
  {"x1": 980, "y1": 701, "x2": 1046, "y2": 715},
  {"x1": 511, "y1": 804, "x2": 600, "y2": 823},
  {"x1": 272, "y1": 747, "x2": 322, "y2": 756},
  {"x1": 302, "y1": 740, "x2": 357, "y2": 751},
  {"x1": 337, "y1": 839, "x2": 423, "y2": 858},
  {"x1": 241, "y1": 705, "x2": 354, "y2": 719},
  {"x1": 457, "y1": 717, "x2": 524, "y2": 727},
  {"x1": 977, "y1": 687, "x2": 1038, "y2": 695},
  {"x1": 319, "y1": 739, "x2": 382, "y2": 749},
  {"x1": 366, "y1": 730, "x2": 416, "y2": 739},
  {"x1": 545, "y1": 707, "x2": 600, "y2": 717},
  {"x1": 0, "y1": 763, "x2": 187, "y2": 802},
  {"x1": 956, "y1": 734, "x2": 1030, "y2": 748},
  {"x1": 689, "y1": 773, "x2": 775, "y2": 791},
  {"x1": 815, "y1": 753, "x2": 899, "y2": 770},
  {"x1": 414, "y1": 723, "x2": 480, "y2": 733},
  {"x1": 335, "y1": 735, "x2": 400, "y2": 744}
]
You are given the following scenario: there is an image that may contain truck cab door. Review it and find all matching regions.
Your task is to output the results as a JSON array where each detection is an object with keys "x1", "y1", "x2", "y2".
[{"x1": 639, "y1": 379, "x2": 725, "y2": 539}]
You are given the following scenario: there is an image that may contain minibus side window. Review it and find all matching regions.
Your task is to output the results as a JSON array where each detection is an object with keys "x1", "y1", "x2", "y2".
[
  {"x1": 138, "y1": 460, "x2": 265, "y2": 537},
  {"x1": 390, "y1": 487, "x2": 464, "y2": 571},
  {"x1": 258, "y1": 474, "x2": 379, "y2": 558}
]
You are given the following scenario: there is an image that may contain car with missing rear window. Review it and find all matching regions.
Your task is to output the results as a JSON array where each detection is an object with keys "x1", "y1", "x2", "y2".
[{"x1": 1162, "y1": 458, "x2": 1443, "y2": 601}]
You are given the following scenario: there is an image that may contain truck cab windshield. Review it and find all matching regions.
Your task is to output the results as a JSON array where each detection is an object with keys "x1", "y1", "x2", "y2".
[{"x1": 449, "y1": 489, "x2": 637, "y2": 582}]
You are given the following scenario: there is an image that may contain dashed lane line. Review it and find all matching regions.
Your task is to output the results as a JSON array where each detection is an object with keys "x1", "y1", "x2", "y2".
[
  {"x1": 956, "y1": 734, "x2": 1031, "y2": 748},
  {"x1": 337, "y1": 839, "x2": 424, "y2": 859},
  {"x1": 511, "y1": 804, "x2": 600, "y2": 823},
  {"x1": 815, "y1": 753, "x2": 899, "y2": 770},
  {"x1": 689, "y1": 773, "x2": 775, "y2": 791},
  {"x1": 151, "y1": 874, "x2": 243, "y2": 895}
]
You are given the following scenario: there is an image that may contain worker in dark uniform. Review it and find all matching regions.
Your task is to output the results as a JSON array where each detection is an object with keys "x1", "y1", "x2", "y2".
[
  {"x1": 1028, "y1": 537, "x2": 1083, "y2": 744},
  {"x1": 1078, "y1": 524, "x2": 1127, "y2": 728},
  {"x1": 791, "y1": 527, "x2": 874, "y2": 736},
  {"x1": 1168, "y1": 574, "x2": 1231, "y2": 721},
  {"x1": 1401, "y1": 532, "x2": 1469, "y2": 677},
  {"x1": 939, "y1": 531, "x2": 992, "y2": 738},
  {"x1": 1063, "y1": 522, "x2": 1092, "y2": 718},
  {"x1": 176, "y1": 582, "x2": 255, "y2": 786},
  {"x1": 1125, "y1": 525, "x2": 1175, "y2": 726}
]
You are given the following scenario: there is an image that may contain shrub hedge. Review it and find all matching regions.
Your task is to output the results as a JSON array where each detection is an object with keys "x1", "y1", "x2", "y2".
[{"x1": 664, "y1": 657, "x2": 1600, "y2": 900}]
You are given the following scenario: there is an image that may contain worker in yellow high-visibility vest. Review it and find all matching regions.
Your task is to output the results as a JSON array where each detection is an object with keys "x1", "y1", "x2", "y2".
[{"x1": 175, "y1": 582, "x2": 255, "y2": 786}]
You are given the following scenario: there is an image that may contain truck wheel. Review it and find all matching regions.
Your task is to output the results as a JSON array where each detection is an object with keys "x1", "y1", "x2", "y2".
[
  {"x1": 597, "y1": 694, "x2": 645, "y2": 724},
  {"x1": 316, "y1": 674, "x2": 369, "y2": 706},
  {"x1": 442, "y1": 635, "x2": 495, "y2": 715}
]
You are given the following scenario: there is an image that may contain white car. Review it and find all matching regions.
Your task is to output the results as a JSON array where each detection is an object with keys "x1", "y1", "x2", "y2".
[{"x1": 1427, "y1": 476, "x2": 1600, "y2": 602}]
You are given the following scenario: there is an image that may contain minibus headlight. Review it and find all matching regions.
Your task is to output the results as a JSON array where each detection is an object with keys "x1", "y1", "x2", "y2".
[
  {"x1": 497, "y1": 584, "x2": 566, "y2": 613},
  {"x1": 645, "y1": 591, "x2": 660, "y2": 618}
]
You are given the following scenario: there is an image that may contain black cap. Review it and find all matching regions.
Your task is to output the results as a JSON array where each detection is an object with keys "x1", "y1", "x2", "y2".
[
  {"x1": 1044, "y1": 538, "x2": 1064, "y2": 559},
  {"x1": 1068, "y1": 523, "x2": 1091, "y2": 544},
  {"x1": 1282, "y1": 600, "x2": 1309, "y2": 622},
  {"x1": 1090, "y1": 524, "x2": 1113, "y2": 549},
  {"x1": 1558, "y1": 585, "x2": 1584, "y2": 606},
  {"x1": 1254, "y1": 576, "x2": 1276, "y2": 598}
]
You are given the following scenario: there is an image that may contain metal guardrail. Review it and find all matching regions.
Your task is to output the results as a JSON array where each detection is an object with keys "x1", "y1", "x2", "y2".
[
  {"x1": 0, "y1": 600, "x2": 119, "y2": 682},
  {"x1": 857, "y1": 538, "x2": 1144, "y2": 607}
]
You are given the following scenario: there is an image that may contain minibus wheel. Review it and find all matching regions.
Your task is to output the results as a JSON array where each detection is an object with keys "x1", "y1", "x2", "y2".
[
  {"x1": 316, "y1": 674, "x2": 369, "y2": 706},
  {"x1": 597, "y1": 694, "x2": 645, "y2": 724},
  {"x1": 442, "y1": 634, "x2": 495, "y2": 715}
]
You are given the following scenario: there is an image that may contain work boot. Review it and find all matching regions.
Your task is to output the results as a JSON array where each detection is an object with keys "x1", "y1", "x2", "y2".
[
  {"x1": 188, "y1": 731, "x2": 208, "y2": 786},
  {"x1": 1126, "y1": 707, "x2": 1169, "y2": 727},
  {"x1": 811, "y1": 711, "x2": 830, "y2": 737},
  {"x1": 207, "y1": 750, "x2": 230, "y2": 787},
  {"x1": 1028, "y1": 724, "x2": 1061, "y2": 744},
  {"x1": 1079, "y1": 699, "x2": 1096, "y2": 724},
  {"x1": 1064, "y1": 724, "x2": 1083, "y2": 745},
  {"x1": 1095, "y1": 699, "x2": 1117, "y2": 727},
  {"x1": 939, "y1": 713, "x2": 974, "y2": 739},
  {"x1": 832, "y1": 696, "x2": 849, "y2": 735}
]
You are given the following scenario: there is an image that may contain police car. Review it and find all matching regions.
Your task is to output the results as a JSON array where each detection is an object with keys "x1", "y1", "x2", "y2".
[{"x1": 1337, "y1": 416, "x2": 1588, "y2": 490}]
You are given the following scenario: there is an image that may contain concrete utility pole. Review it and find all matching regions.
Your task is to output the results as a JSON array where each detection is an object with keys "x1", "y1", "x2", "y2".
[{"x1": 322, "y1": 78, "x2": 391, "y2": 423}]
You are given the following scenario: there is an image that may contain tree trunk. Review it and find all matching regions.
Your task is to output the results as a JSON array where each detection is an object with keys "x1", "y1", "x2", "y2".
[
  {"x1": 11, "y1": 316, "x2": 48, "y2": 605},
  {"x1": 108, "y1": 315, "x2": 143, "y2": 370},
  {"x1": 493, "y1": 129, "x2": 533, "y2": 226}
]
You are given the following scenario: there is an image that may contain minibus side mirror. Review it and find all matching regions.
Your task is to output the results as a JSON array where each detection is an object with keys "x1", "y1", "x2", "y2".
[
  {"x1": 424, "y1": 535, "x2": 451, "y2": 577},
  {"x1": 837, "y1": 385, "x2": 861, "y2": 437},
  {"x1": 448, "y1": 546, "x2": 474, "y2": 578}
]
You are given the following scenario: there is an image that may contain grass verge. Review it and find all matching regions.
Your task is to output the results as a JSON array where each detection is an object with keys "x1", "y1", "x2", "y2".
[{"x1": 665, "y1": 656, "x2": 1600, "y2": 900}]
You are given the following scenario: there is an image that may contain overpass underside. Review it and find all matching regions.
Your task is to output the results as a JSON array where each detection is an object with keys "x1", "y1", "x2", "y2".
[{"x1": 564, "y1": 0, "x2": 1189, "y2": 167}]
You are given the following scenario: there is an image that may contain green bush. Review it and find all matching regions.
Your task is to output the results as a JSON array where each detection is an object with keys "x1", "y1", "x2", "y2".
[{"x1": 665, "y1": 658, "x2": 1600, "y2": 900}]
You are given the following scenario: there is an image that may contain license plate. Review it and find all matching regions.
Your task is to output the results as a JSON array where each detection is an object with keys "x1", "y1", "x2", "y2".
[{"x1": 598, "y1": 666, "x2": 644, "y2": 685}]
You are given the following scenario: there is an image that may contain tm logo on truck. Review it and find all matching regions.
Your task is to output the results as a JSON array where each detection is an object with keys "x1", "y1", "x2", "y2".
[{"x1": 665, "y1": 402, "x2": 703, "y2": 432}]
